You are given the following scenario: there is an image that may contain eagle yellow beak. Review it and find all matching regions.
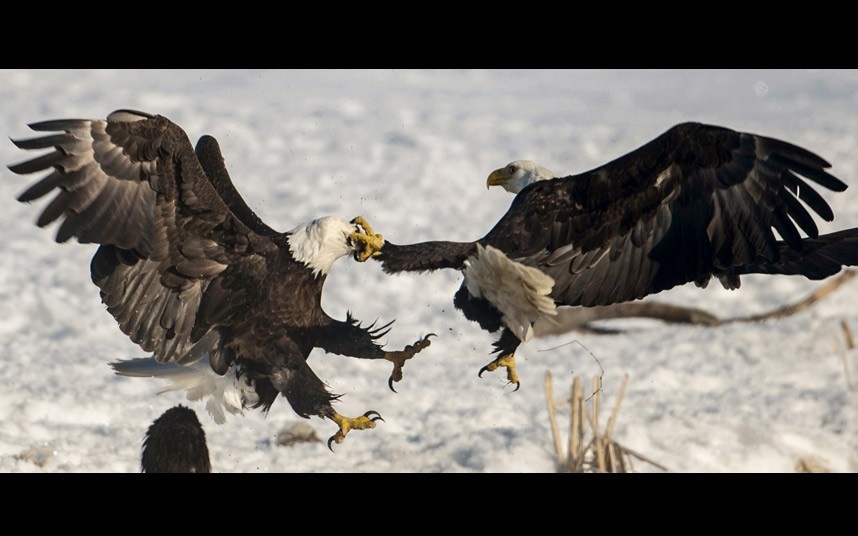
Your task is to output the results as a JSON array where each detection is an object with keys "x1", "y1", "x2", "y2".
[{"x1": 486, "y1": 168, "x2": 509, "y2": 189}]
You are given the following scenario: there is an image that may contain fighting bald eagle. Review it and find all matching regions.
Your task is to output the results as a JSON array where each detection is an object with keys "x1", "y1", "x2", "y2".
[
  {"x1": 376, "y1": 122, "x2": 858, "y2": 389},
  {"x1": 10, "y1": 109, "x2": 432, "y2": 448}
]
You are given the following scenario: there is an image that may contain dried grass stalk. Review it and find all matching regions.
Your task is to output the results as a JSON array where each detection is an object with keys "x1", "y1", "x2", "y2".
[
  {"x1": 567, "y1": 376, "x2": 583, "y2": 471},
  {"x1": 835, "y1": 329, "x2": 855, "y2": 392},
  {"x1": 544, "y1": 371, "x2": 564, "y2": 466},
  {"x1": 545, "y1": 371, "x2": 667, "y2": 473},
  {"x1": 605, "y1": 374, "x2": 630, "y2": 443}
]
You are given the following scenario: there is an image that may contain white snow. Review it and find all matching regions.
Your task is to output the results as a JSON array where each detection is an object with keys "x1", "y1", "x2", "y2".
[{"x1": 1, "y1": 69, "x2": 856, "y2": 473}]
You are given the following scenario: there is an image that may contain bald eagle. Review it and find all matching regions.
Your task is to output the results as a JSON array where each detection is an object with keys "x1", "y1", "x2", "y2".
[
  {"x1": 10, "y1": 109, "x2": 432, "y2": 448},
  {"x1": 376, "y1": 122, "x2": 858, "y2": 389},
  {"x1": 142, "y1": 405, "x2": 211, "y2": 473}
]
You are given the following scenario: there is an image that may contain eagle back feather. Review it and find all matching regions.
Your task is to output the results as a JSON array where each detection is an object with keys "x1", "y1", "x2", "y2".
[{"x1": 481, "y1": 122, "x2": 847, "y2": 307}]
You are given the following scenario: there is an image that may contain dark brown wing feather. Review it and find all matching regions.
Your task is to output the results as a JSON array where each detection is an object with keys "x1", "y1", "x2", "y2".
[
  {"x1": 11, "y1": 109, "x2": 278, "y2": 363},
  {"x1": 481, "y1": 122, "x2": 848, "y2": 306},
  {"x1": 141, "y1": 405, "x2": 211, "y2": 473},
  {"x1": 378, "y1": 240, "x2": 477, "y2": 273},
  {"x1": 194, "y1": 134, "x2": 279, "y2": 238}
]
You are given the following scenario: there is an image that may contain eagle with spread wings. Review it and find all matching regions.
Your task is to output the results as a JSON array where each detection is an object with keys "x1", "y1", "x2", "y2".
[
  {"x1": 375, "y1": 122, "x2": 858, "y2": 389},
  {"x1": 10, "y1": 109, "x2": 432, "y2": 449}
]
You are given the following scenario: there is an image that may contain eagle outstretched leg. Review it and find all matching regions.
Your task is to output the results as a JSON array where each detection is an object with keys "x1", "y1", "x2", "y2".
[
  {"x1": 478, "y1": 328, "x2": 522, "y2": 391},
  {"x1": 316, "y1": 314, "x2": 435, "y2": 392},
  {"x1": 265, "y1": 342, "x2": 387, "y2": 450},
  {"x1": 319, "y1": 328, "x2": 435, "y2": 449},
  {"x1": 326, "y1": 410, "x2": 385, "y2": 451},
  {"x1": 349, "y1": 216, "x2": 384, "y2": 262}
]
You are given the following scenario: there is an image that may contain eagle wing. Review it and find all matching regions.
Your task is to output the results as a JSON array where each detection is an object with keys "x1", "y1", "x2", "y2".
[
  {"x1": 11, "y1": 109, "x2": 279, "y2": 368},
  {"x1": 481, "y1": 122, "x2": 848, "y2": 307}
]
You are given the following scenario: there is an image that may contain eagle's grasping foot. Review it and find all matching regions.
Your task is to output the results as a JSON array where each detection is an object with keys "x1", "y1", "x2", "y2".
[
  {"x1": 324, "y1": 331, "x2": 434, "y2": 450},
  {"x1": 350, "y1": 216, "x2": 385, "y2": 262},
  {"x1": 478, "y1": 353, "x2": 520, "y2": 391},
  {"x1": 326, "y1": 410, "x2": 384, "y2": 450},
  {"x1": 383, "y1": 333, "x2": 436, "y2": 393}
]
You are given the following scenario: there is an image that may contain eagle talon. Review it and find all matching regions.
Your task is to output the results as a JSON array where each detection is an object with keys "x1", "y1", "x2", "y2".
[
  {"x1": 327, "y1": 410, "x2": 384, "y2": 451},
  {"x1": 350, "y1": 216, "x2": 376, "y2": 236},
  {"x1": 349, "y1": 216, "x2": 384, "y2": 262},
  {"x1": 385, "y1": 333, "x2": 435, "y2": 393},
  {"x1": 478, "y1": 353, "x2": 521, "y2": 389},
  {"x1": 364, "y1": 410, "x2": 384, "y2": 423}
]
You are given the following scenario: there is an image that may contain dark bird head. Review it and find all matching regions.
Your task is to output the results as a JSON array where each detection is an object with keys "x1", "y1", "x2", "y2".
[
  {"x1": 141, "y1": 405, "x2": 211, "y2": 473},
  {"x1": 486, "y1": 160, "x2": 559, "y2": 194}
]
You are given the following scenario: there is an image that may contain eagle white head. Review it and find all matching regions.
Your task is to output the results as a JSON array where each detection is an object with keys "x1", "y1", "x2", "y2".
[
  {"x1": 486, "y1": 160, "x2": 559, "y2": 194},
  {"x1": 288, "y1": 216, "x2": 361, "y2": 277}
]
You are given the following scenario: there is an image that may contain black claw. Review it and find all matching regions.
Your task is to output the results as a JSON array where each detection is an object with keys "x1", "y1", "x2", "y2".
[
  {"x1": 478, "y1": 365, "x2": 489, "y2": 378},
  {"x1": 388, "y1": 375, "x2": 397, "y2": 393},
  {"x1": 425, "y1": 333, "x2": 437, "y2": 340},
  {"x1": 511, "y1": 382, "x2": 521, "y2": 393},
  {"x1": 373, "y1": 319, "x2": 396, "y2": 332},
  {"x1": 369, "y1": 319, "x2": 395, "y2": 340},
  {"x1": 327, "y1": 436, "x2": 336, "y2": 452},
  {"x1": 363, "y1": 410, "x2": 383, "y2": 422},
  {"x1": 379, "y1": 319, "x2": 396, "y2": 331},
  {"x1": 373, "y1": 327, "x2": 393, "y2": 340}
]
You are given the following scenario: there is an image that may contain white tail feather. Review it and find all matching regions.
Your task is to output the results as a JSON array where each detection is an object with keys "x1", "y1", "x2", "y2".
[
  {"x1": 111, "y1": 358, "x2": 259, "y2": 425},
  {"x1": 464, "y1": 244, "x2": 557, "y2": 341}
]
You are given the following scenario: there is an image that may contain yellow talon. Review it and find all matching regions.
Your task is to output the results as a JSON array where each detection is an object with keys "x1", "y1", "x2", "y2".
[
  {"x1": 351, "y1": 216, "x2": 376, "y2": 236},
  {"x1": 384, "y1": 333, "x2": 435, "y2": 392},
  {"x1": 478, "y1": 353, "x2": 521, "y2": 391},
  {"x1": 327, "y1": 410, "x2": 384, "y2": 451},
  {"x1": 349, "y1": 215, "x2": 384, "y2": 262}
]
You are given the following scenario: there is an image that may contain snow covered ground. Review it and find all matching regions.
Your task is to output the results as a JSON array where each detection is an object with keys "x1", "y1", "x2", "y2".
[{"x1": 1, "y1": 69, "x2": 856, "y2": 473}]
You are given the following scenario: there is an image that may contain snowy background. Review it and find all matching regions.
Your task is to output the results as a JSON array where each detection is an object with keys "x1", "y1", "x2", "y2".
[{"x1": 1, "y1": 69, "x2": 856, "y2": 472}]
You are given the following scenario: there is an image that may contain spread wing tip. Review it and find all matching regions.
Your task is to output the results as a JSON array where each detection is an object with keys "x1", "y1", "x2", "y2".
[
  {"x1": 26, "y1": 118, "x2": 89, "y2": 132},
  {"x1": 8, "y1": 151, "x2": 62, "y2": 175},
  {"x1": 21, "y1": 109, "x2": 151, "y2": 133},
  {"x1": 758, "y1": 135, "x2": 846, "y2": 192},
  {"x1": 758, "y1": 134, "x2": 833, "y2": 169}
]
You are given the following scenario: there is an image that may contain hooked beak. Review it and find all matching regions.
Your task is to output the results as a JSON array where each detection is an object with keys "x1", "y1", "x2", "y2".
[{"x1": 486, "y1": 168, "x2": 509, "y2": 189}]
